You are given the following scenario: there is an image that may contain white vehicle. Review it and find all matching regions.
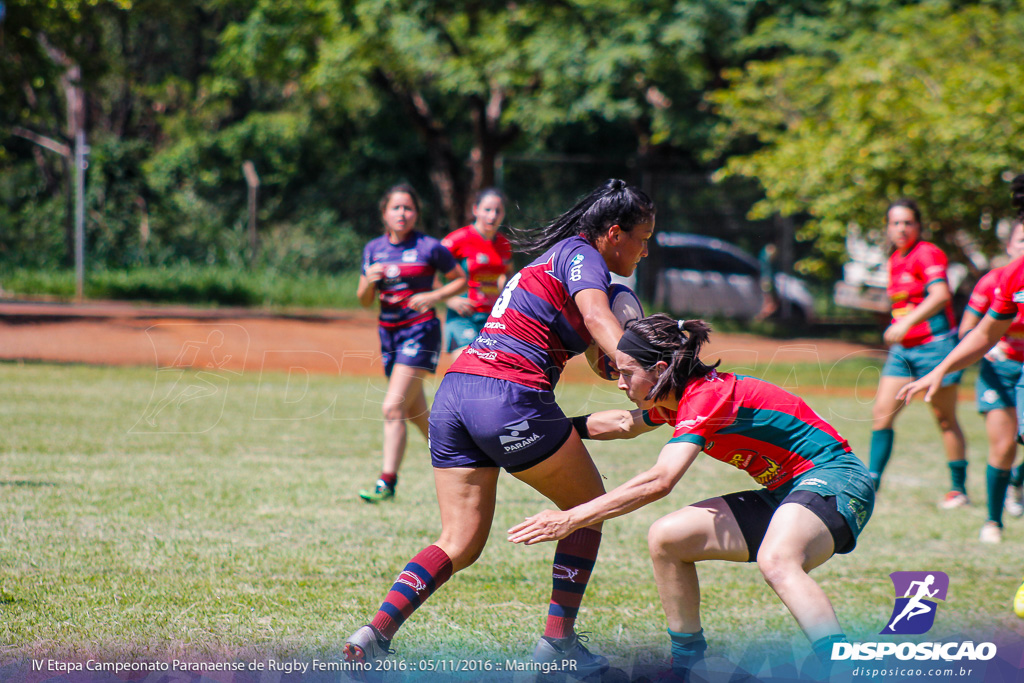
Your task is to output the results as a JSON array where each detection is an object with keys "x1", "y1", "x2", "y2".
[
  {"x1": 646, "y1": 233, "x2": 815, "y2": 322},
  {"x1": 833, "y1": 226, "x2": 969, "y2": 313}
]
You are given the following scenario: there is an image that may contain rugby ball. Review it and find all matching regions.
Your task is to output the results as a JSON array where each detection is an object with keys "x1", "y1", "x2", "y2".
[{"x1": 587, "y1": 283, "x2": 644, "y2": 380}]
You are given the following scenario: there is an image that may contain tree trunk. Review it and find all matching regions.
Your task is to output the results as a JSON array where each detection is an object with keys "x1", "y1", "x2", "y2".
[
  {"x1": 372, "y1": 69, "x2": 466, "y2": 232},
  {"x1": 467, "y1": 83, "x2": 518, "y2": 217}
]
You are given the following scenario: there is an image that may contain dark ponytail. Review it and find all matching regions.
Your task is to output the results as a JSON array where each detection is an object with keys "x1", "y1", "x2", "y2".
[
  {"x1": 621, "y1": 313, "x2": 719, "y2": 402},
  {"x1": 512, "y1": 179, "x2": 655, "y2": 255}
]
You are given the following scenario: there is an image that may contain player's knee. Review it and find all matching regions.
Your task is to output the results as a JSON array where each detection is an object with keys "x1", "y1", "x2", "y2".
[
  {"x1": 382, "y1": 402, "x2": 407, "y2": 422},
  {"x1": 756, "y1": 550, "x2": 797, "y2": 589},
  {"x1": 647, "y1": 518, "x2": 673, "y2": 558},
  {"x1": 871, "y1": 406, "x2": 896, "y2": 427},
  {"x1": 932, "y1": 413, "x2": 958, "y2": 432},
  {"x1": 992, "y1": 437, "x2": 1017, "y2": 463},
  {"x1": 647, "y1": 517, "x2": 693, "y2": 562},
  {"x1": 439, "y1": 538, "x2": 487, "y2": 571}
]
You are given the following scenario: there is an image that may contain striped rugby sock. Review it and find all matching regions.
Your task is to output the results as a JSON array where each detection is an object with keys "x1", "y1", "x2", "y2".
[
  {"x1": 544, "y1": 527, "x2": 601, "y2": 639},
  {"x1": 370, "y1": 544, "x2": 453, "y2": 641}
]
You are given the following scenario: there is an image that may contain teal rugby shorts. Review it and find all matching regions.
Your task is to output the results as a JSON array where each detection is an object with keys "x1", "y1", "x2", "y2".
[
  {"x1": 443, "y1": 310, "x2": 489, "y2": 352},
  {"x1": 976, "y1": 355, "x2": 1022, "y2": 413},
  {"x1": 881, "y1": 335, "x2": 963, "y2": 386}
]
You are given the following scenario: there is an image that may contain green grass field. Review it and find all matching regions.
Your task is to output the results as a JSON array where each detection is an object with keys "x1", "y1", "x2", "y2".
[{"x1": 1, "y1": 359, "x2": 1022, "y2": 678}]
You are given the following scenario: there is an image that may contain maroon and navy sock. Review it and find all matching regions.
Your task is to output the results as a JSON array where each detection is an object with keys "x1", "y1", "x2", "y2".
[
  {"x1": 380, "y1": 473, "x2": 398, "y2": 489},
  {"x1": 544, "y1": 527, "x2": 602, "y2": 639},
  {"x1": 370, "y1": 545, "x2": 453, "y2": 641}
]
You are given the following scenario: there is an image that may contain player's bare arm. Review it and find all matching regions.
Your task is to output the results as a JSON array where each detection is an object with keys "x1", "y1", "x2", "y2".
[
  {"x1": 585, "y1": 408, "x2": 660, "y2": 440},
  {"x1": 575, "y1": 287, "x2": 625, "y2": 358},
  {"x1": 885, "y1": 281, "x2": 951, "y2": 344},
  {"x1": 898, "y1": 313, "x2": 1014, "y2": 403},
  {"x1": 507, "y1": 441, "x2": 701, "y2": 544}
]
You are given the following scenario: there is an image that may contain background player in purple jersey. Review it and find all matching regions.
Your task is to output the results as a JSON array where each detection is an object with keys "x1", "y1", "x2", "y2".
[
  {"x1": 344, "y1": 179, "x2": 655, "y2": 676},
  {"x1": 355, "y1": 184, "x2": 467, "y2": 503},
  {"x1": 509, "y1": 314, "x2": 874, "y2": 682}
]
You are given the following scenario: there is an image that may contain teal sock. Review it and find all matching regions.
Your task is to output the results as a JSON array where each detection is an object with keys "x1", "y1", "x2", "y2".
[
  {"x1": 987, "y1": 465, "x2": 1011, "y2": 526},
  {"x1": 949, "y1": 460, "x2": 968, "y2": 494},
  {"x1": 668, "y1": 628, "x2": 707, "y2": 677},
  {"x1": 868, "y1": 429, "x2": 895, "y2": 490},
  {"x1": 811, "y1": 633, "x2": 847, "y2": 662},
  {"x1": 805, "y1": 634, "x2": 848, "y2": 681},
  {"x1": 1011, "y1": 465, "x2": 1024, "y2": 488}
]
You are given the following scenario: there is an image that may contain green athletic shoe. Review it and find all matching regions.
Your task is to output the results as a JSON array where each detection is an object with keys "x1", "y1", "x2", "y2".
[{"x1": 359, "y1": 479, "x2": 395, "y2": 503}]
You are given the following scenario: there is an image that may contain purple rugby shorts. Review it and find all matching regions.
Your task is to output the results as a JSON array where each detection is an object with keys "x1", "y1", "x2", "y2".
[{"x1": 428, "y1": 373, "x2": 573, "y2": 472}]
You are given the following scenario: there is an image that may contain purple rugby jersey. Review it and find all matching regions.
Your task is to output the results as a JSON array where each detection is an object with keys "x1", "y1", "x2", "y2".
[
  {"x1": 448, "y1": 235, "x2": 610, "y2": 391},
  {"x1": 362, "y1": 231, "x2": 457, "y2": 329}
]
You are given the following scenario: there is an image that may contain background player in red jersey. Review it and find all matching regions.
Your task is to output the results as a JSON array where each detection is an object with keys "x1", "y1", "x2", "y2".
[
  {"x1": 957, "y1": 220, "x2": 1024, "y2": 542},
  {"x1": 508, "y1": 314, "x2": 874, "y2": 682},
  {"x1": 896, "y1": 176, "x2": 1024, "y2": 613},
  {"x1": 355, "y1": 184, "x2": 467, "y2": 502},
  {"x1": 344, "y1": 179, "x2": 655, "y2": 677},
  {"x1": 440, "y1": 188, "x2": 514, "y2": 357},
  {"x1": 869, "y1": 199, "x2": 968, "y2": 506}
]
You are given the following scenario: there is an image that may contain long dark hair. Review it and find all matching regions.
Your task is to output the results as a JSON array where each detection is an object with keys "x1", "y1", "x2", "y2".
[
  {"x1": 623, "y1": 314, "x2": 719, "y2": 402},
  {"x1": 512, "y1": 179, "x2": 655, "y2": 255}
]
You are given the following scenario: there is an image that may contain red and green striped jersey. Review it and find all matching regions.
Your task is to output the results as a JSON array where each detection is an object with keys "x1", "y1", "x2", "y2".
[
  {"x1": 646, "y1": 371, "x2": 853, "y2": 490},
  {"x1": 441, "y1": 225, "x2": 513, "y2": 313},
  {"x1": 887, "y1": 240, "x2": 956, "y2": 348},
  {"x1": 989, "y1": 255, "x2": 1024, "y2": 329},
  {"x1": 967, "y1": 265, "x2": 1024, "y2": 362}
]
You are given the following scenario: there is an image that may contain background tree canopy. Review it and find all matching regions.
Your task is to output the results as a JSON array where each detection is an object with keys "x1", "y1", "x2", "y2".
[
  {"x1": 712, "y1": 0, "x2": 1024, "y2": 277},
  {"x1": 1, "y1": 0, "x2": 1021, "y2": 288}
]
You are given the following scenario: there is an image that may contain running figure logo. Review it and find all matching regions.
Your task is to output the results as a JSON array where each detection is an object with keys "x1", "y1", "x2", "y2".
[{"x1": 881, "y1": 571, "x2": 949, "y2": 635}]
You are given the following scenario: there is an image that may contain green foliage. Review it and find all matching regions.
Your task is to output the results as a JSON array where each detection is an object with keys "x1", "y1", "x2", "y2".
[
  {"x1": 0, "y1": 162, "x2": 69, "y2": 268},
  {"x1": 711, "y1": 1, "x2": 1024, "y2": 278},
  {"x1": 0, "y1": 266, "x2": 363, "y2": 308},
  {"x1": 8, "y1": 0, "x2": 1020, "y2": 292}
]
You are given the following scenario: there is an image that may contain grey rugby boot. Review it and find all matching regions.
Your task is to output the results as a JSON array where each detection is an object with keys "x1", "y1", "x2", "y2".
[
  {"x1": 533, "y1": 631, "x2": 609, "y2": 679},
  {"x1": 343, "y1": 624, "x2": 392, "y2": 667}
]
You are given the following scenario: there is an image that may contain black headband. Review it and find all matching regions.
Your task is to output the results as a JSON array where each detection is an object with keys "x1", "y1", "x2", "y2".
[{"x1": 617, "y1": 328, "x2": 667, "y2": 367}]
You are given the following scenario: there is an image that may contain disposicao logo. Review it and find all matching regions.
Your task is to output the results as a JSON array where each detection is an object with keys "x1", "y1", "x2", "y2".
[
  {"x1": 881, "y1": 571, "x2": 948, "y2": 635},
  {"x1": 832, "y1": 570, "x2": 997, "y2": 663}
]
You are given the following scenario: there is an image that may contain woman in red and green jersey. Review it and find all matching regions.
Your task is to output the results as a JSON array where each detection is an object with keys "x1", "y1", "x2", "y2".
[
  {"x1": 958, "y1": 220, "x2": 1024, "y2": 542},
  {"x1": 898, "y1": 175, "x2": 1024, "y2": 614},
  {"x1": 509, "y1": 314, "x2": 873, "y2": 681},
  {"x1": 440, "y1": 188, "x2": 515, "y2": 355},
  {"x1": 870, "y1": 199, "x2": 967, "y2": 506}
]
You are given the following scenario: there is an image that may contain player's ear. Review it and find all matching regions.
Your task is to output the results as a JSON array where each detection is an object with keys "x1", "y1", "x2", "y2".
[{"x1": 606, "y1": 224, "x2": 622, "y2": 242}]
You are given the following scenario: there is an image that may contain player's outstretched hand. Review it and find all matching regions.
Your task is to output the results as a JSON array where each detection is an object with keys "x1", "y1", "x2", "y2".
[
  {"x1": 895, "y1": 369, "x2": 943, "y2": 404},
  {"x1": 508, "y1": 510, "x2": 576, "y2": 545}
]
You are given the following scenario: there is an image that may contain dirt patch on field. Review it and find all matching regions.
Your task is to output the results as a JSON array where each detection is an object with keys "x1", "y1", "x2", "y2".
[{"x1": 0, "y1": 300, "x2": 881, "y2": 382}]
